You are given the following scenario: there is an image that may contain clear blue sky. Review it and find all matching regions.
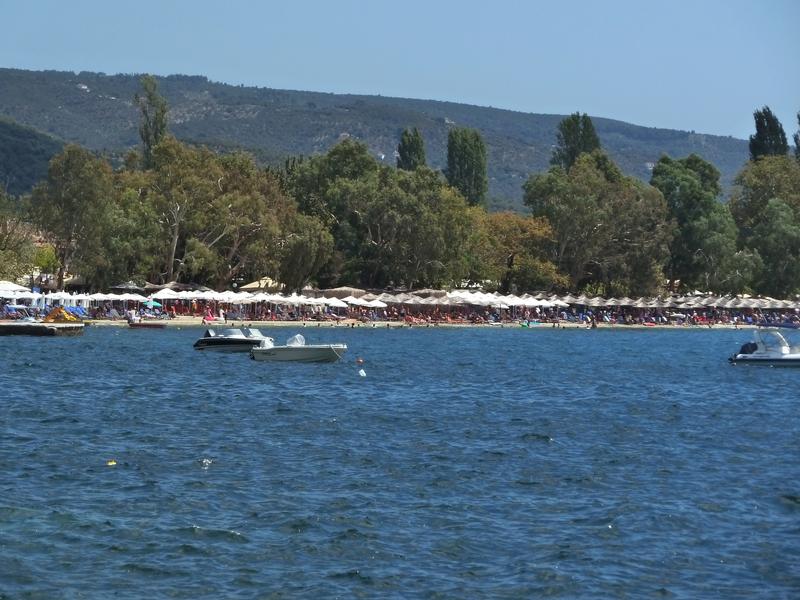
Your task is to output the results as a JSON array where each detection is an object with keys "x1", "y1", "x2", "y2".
[{"x1": 2, "y1": 0, "x2": 798, "y2": 139}]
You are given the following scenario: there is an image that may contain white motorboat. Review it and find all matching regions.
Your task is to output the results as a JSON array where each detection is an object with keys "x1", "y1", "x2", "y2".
[
  {"x1": 194, "y1": 327, "x2": 269, "y2": 352},
  {"x1": 249, "y1": 334, "x2": 347, "y2": 363},
  {"x1": 729, "y1": 327, "x2": 800, "y2": 366}
]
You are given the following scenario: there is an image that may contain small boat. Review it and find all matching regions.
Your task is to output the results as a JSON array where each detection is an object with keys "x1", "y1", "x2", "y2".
[
  {"x1": 250, "y1": 334, "x2": 347, "y2": 363},
  {"x1": 128, "y1": 319, "x2": 167, "y2": 329},
  {"x1": 729, "y1": 327, "x2": 800, "y2": 366},
  {"x1": 193, "y1": 327, "x2": 269, "y2": 352}
]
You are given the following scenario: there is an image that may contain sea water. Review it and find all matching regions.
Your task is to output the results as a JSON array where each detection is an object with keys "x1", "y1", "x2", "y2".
[{"x1": 1, "y1": 325, "x2": 798, "y2": 598}]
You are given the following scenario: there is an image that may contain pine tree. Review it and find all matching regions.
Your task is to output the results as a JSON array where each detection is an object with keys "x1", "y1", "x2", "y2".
[
  {"x1": 396, "y1": 128, "x2": 426, "y2": 170},
  {"x1": 550, "y1": 112, "x2": 601, "y2": 171},
  {"x1": 749, "y1": 106, "x2": 788, "y2": 160},
  {"x1": 446, "y1": 128, "x2": 488, "y2": 206}
]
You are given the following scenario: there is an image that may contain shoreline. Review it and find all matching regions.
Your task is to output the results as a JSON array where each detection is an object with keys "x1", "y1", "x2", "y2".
[{"x1": 83, "y1": 317, "x2": 757, "y2": 330}]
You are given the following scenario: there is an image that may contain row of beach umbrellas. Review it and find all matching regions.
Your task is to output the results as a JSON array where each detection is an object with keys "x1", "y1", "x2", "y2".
[{"x1": 2, "y1": 280, "x2": 799, "y2": 311}]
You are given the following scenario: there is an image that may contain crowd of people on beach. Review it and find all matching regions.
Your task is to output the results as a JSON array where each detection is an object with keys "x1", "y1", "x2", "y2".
[{"x1": 4, "y1": 295, "x2": 800, "y2": 329}]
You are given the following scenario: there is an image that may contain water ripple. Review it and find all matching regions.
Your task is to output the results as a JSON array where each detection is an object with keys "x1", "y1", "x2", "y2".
[{"x1": 1, "y1": 326, "x2": 798, "y2": 597}]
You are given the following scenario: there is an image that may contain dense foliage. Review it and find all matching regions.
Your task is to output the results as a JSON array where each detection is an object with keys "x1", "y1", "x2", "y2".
[
  {"x1": 794, "y1": 112, "x2": 800, "y2": 161},
  {"x1": 749, "y1": 106, "x2": 789, "y2": 160},
  {"x1": 0, "y1": 118, "x2": 63, "y2": 196},
  {"x1": 4, "y1": 81, "x2": 800, "y2": 298},
  {"x1": 550, "y1": 112, "x2": 601, "y2": 171},
  {"x1": 135, "y1": 75, "x2": 169, "y2": 170},
  {"x1": 396, "y1": 128, "x2": 426, "y2": 171},
  {"x1": 445, "y1": 128, "x2": 488, "y2": 207},
  {"x1": 650, "y1": 154, "x2": 751, "y2": 292},
  {"x1": 0, "y1": 188, "x2": 35, "y2": 280},
  {"x1": 524, "y1": 150, "x2": 672, "y2": 296}
]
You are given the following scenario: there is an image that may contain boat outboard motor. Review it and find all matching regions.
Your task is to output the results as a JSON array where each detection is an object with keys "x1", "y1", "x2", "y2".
[{"x1": 738, "y1": 341, "x2": 758, "y2": 355}]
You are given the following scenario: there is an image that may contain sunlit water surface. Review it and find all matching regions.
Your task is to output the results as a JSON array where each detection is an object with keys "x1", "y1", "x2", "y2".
[{"x1": 1, "y1": 325, "x2": 798, "y2": 598}]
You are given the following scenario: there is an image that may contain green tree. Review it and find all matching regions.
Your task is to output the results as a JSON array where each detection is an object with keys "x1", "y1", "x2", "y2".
[
  {"x1": 287, "y1": 141, "x2": 475, "y2": 289},
  {"x1": 287, "y1": 139, "x2": 378, "y2": 227},
  {"x1": 446, "y1": 128, "x2": 488, "y2": 206},
  {"x1": 525, "y1": 150, "x2": 671, "y2": 295},
  {"x1": 185, "y1": 152, "x2": 294, "y2": 289},
  {"x1": 147, "y1": 137, "x2": 222, "y2": 283},
  {"x1": 749, "y1": 106, "x2": 788, "y2": 160},
  {"x1": 0, "y1": 189, "x2": 34, "y2": 281},
  {"x1": 594, "y1": 179, "x2": 672, "y2": 296},
  {"x1": 135, "y1": 75, "x2": 169, "y2": 170},
  {"x1": 729, "y1": 155, "x2": 800, "y2": 296},
  {"x1": 278, "y1": 213, "x2": 333, "y2": 292},
  {"x1": 29, "y1": 145, "x2": 113, "y2": 289},
  {"x1": 33, "y1": 244, "x2": 60, "y2": 275},
  {"x1": 396, "y1": 127, "x2": 427, "y2": 170},
  {"x1": 793, "y1": 111, "x2": 800, "y2": 161},
  {"x1": 550, "y1": 112, "x2": 601, "y2": 171},
  {"x1": 476, "y1": 211, "x2": 566, "y2": 292},
  {"x1": 105, "y1": 168, "x2": 163, "y2": 286},
  {"x1": 750, "y1": 199, "x2": 800, "y2": 296},
  {"x1": 650, "y1": 154, "x2": 745, "y2": 292},
  {"x1": 729, "y1": 155, "x2": 800, "y2": 237}
]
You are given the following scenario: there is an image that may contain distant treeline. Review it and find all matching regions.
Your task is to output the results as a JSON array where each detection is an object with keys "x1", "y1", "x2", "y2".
[{"x1": 1, "y1": 77, "x2": 799, "y2": 299}]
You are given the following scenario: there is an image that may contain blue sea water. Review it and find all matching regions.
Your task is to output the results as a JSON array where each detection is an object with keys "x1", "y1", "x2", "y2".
[{"x1": 1, "y1": 325, "x2": 798, "y2": 599}]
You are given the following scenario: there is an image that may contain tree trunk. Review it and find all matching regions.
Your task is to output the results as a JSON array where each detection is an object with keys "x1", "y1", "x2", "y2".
[{"x1": 166, "y1": 223, "x2": 179, "y2": 283}]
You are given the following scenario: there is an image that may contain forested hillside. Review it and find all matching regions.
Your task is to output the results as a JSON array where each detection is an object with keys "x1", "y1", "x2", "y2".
[
  {"x1": 0, "y1": 117, "x2": 63, "y2": 195},
  {"x1": 0, "y1": 68, "x2": 749, "y2": 208}
]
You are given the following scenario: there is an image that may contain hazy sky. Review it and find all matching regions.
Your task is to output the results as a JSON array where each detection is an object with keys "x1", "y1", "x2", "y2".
[{"x1": 2, "y1": 0, "x2": 798, "y2": 139}]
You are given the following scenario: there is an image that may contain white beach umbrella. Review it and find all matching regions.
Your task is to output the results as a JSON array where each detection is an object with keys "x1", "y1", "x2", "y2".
[
  {"x1": 326, "y1": 297, "x2": 349, "y2": 309},
  {"x1": 13, "y1": 291, "x2": 41, "y2": 300},
  {"x1": 0, "y1": 280, "x2": 29, "y2": 292},
  {"x1": 152, "y1": 288, "x2": 180, "y2": 300}
]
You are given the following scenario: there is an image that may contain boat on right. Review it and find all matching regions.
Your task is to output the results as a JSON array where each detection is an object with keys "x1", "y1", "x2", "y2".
[
  {"x1": 250, "y1": 334, "x2": 347, "y2": 363},
  {"x1": 729, "y1": 327, "x2": 800, "y2": 366}
]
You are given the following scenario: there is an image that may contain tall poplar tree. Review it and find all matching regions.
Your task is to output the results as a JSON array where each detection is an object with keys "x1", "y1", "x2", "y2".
[
  {"x1": 135, "y1": 75, "x2": 169, "y2": 170},
  {"x1": 396, "y1": 128, "x2": 426, "y2": 170},
  {"x1": 550, "y1": 112, "x2": 601, "y2": 171},
  {"x1": 793, "y1": 112, "x2": 800, "y2": 161},
  {"x1": 445, "y1": 128, "x2": 487, "y2": 206},
  {"x1": 749, "y1": 106, "x2": 788, "y2": 160}
]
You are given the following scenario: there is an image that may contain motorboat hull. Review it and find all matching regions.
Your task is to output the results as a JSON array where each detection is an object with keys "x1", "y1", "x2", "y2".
[
  {"x1": 128, "y1": 321, "x2": 166, "y2": 329},
  {"x1": 250, "y1": 344, "x2": 347, "y2": 363},
  {"x1": 193, "y1": 328, "x2": 269, "y2": 352},
  {"x1": 194, "y1": 338, "x2": 263, "y2": 352},
  {"x1": 729, "y1": 355, "x2": 800, "y2": 367}
]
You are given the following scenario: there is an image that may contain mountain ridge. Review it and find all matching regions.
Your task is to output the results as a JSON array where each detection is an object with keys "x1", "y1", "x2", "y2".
[{"x1": 0, "y1": 67, "x2": 749, "y2": 208}]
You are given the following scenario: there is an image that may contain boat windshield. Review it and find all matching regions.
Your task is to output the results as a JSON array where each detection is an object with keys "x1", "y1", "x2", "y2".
[
  {"x1": 219, "y1": 328, "x2": 245, "y2": 337},
  {"x1": 755, "y1": 329, "x2": 799, "y2": 351},
  {"x1": 286, "y1": 334, "x2": 306, "y2": 347},
  {"x1": 243, "y1": 328, "x2": 265, "y2": 338}
]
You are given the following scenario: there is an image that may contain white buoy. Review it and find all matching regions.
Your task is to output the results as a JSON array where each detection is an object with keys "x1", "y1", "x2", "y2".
[{"x1": 358, "y1": 368, "x2": 366, "y2": 377}]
